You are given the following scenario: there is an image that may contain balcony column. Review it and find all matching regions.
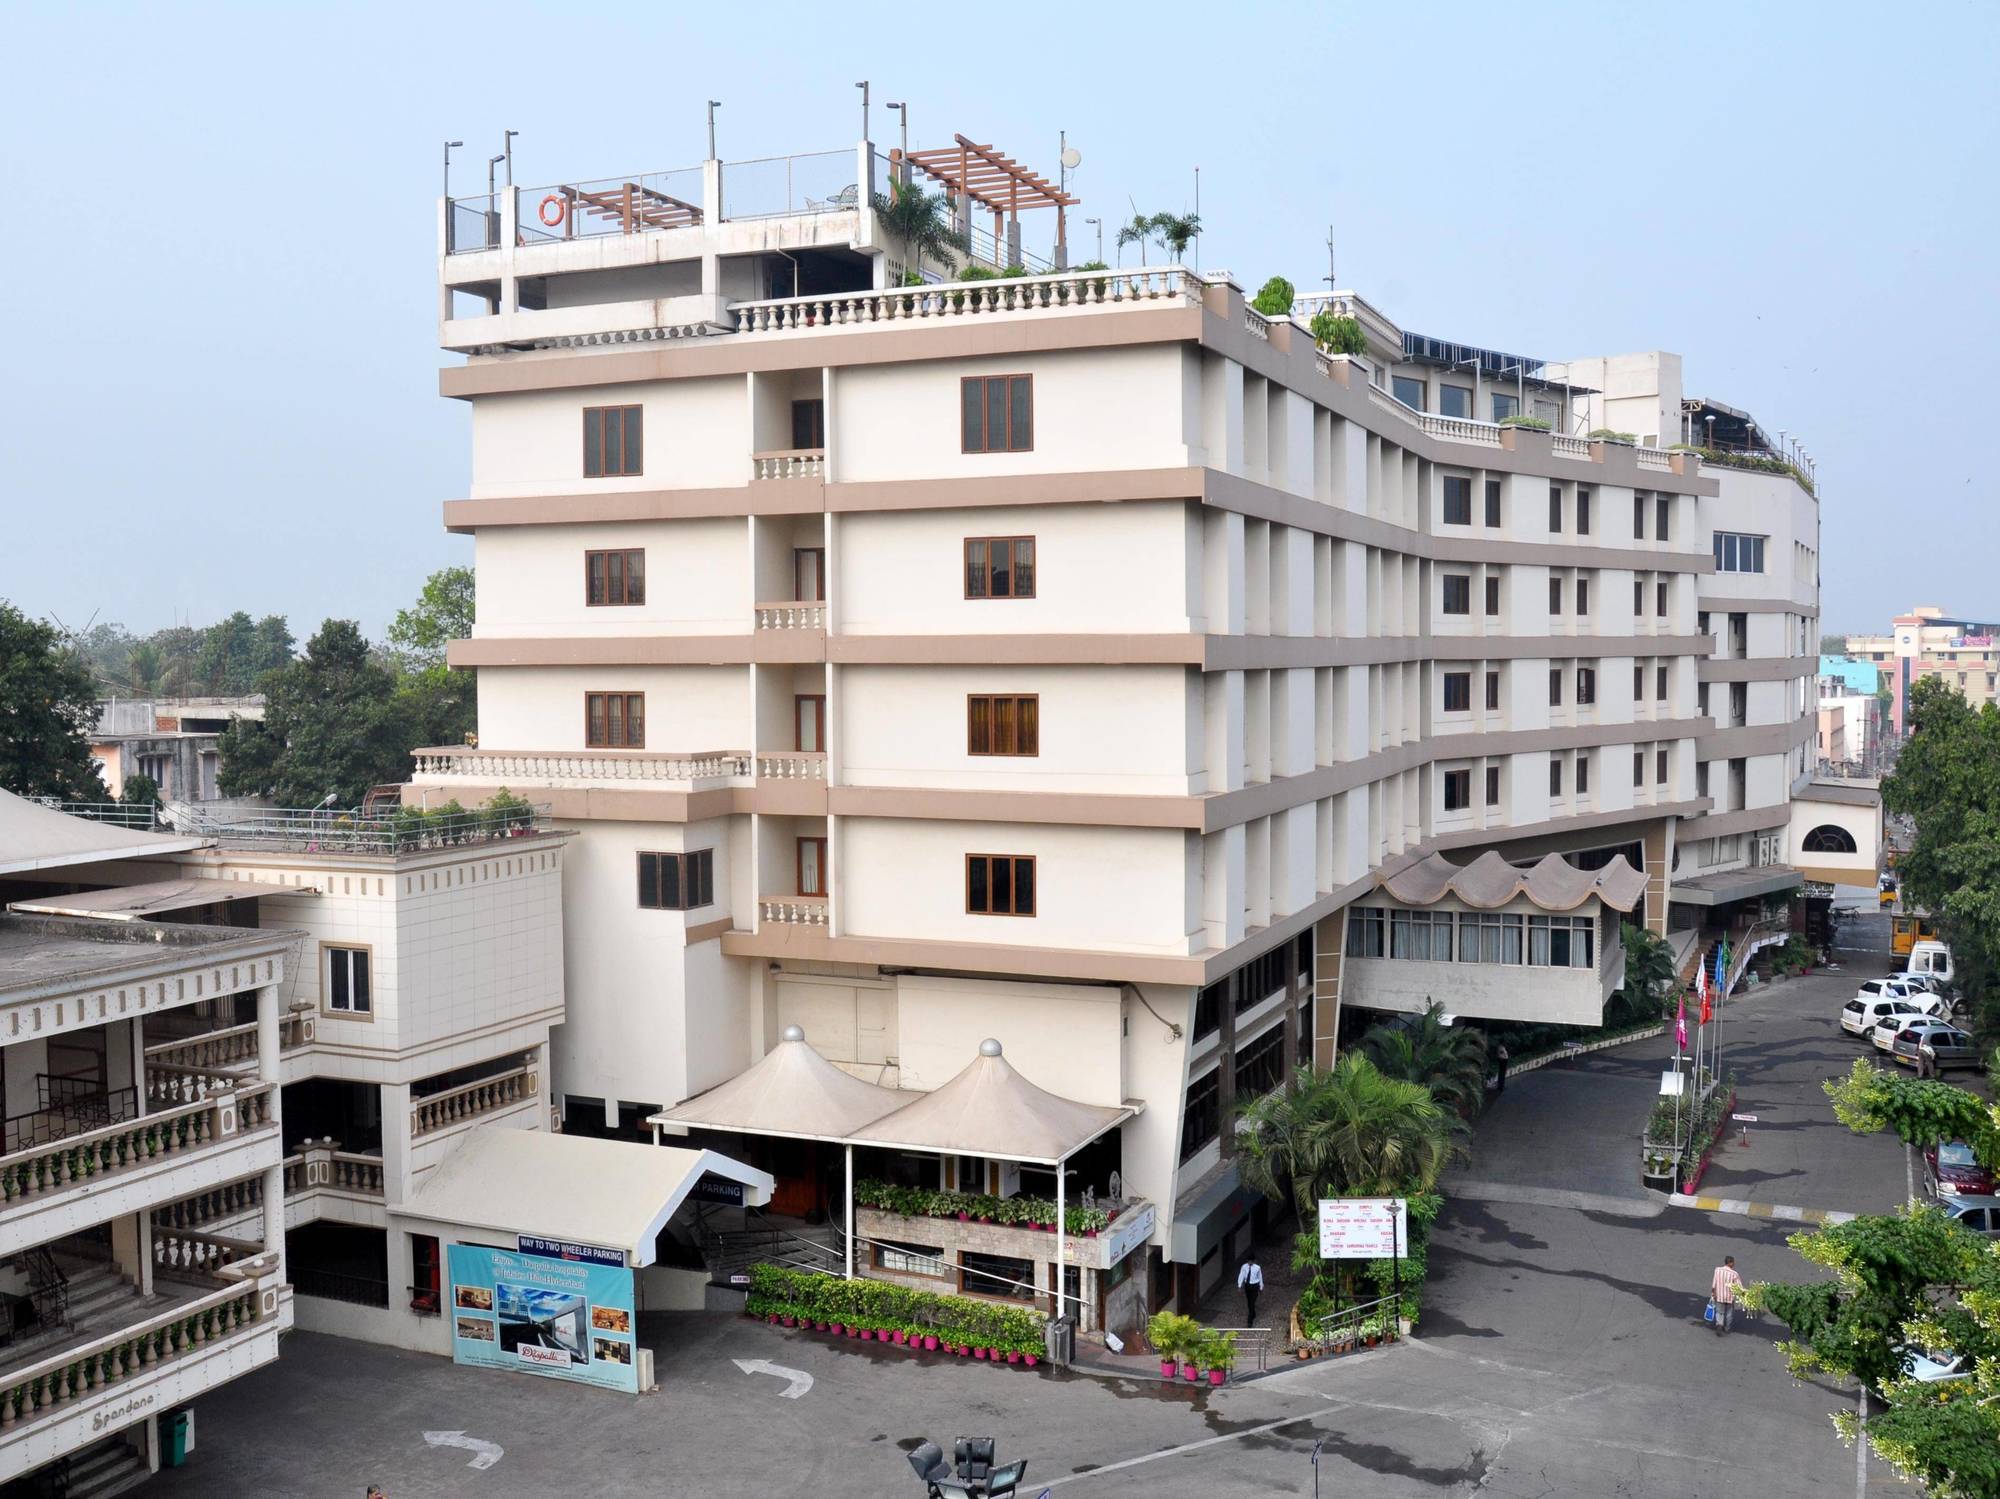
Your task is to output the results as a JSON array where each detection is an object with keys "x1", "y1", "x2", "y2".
[
  {"x1": 255, "y1": 984, "x2": 286, "y2": 1273},
  {"x1": 382, "y1": 1080, "x2": 413, "y2": 1205}
]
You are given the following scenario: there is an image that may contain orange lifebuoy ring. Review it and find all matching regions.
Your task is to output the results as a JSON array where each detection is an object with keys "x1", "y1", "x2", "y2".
[{"x1": 539, "y1": 194, "x2": 566, "y2": 228}]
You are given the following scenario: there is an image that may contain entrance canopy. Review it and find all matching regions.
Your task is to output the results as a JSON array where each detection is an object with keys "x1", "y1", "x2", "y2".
[
  {"x1": 400, "y1": 1129, "x2": 774, "y2": 1267},
  {"x1": 653, "y1": 1026, "x2": 906, "y2": 1144},
  {"x1": 1382, "y1": 850, "x2": 1648, "y2": 912},
  {"x1": 9, "y1": 876, "x2": 297, "y2": 921}
]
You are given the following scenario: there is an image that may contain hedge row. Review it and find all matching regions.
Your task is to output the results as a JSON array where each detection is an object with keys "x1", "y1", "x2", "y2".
[{"x1": 745, "y1": 1263, "x2": 1046, "y2": 1358}]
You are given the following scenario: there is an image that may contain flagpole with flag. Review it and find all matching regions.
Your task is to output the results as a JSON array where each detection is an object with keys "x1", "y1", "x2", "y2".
[
  {"x1": 1674, "y1": 986, "x2": 1689, "y2": 1167},
  {"x1": 1712, "y1": 936, "x2": 1732, "y2": 1088}
]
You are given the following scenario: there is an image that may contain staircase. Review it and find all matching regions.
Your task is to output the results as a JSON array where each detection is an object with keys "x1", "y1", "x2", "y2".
[
  {"x1": 695, "y1": 1214, "x2": 842, "y2": 1283},
  {"x1": 59, "y1": 1439, "x2": 150, "y2": 1499}
]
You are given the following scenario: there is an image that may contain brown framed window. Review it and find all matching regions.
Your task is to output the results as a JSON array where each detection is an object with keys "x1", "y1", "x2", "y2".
[
  {"x1": 796, "y1": 838, "x2": 827, "y2": 896},
  {"x1": 583, "y1": 405, "x2": 643, "y2": 477},
  {"x1": 791, "y1": 398, "x2": 826, "y2": 449},
  {"x1": 794, "y1": 695, "x2": 826, "y2": 753},
  {"x1": 586, "y1": 549, "x2": 645, "y2": 607},
  {"x1": 585, "y1": 692, "x2": 644, "y2": 748},
  {"x1": 965, "y1": 537, "x2": 1036, "y2": 598},
  {"x1": 324, "y1": 943, "x2": 373, "y2": 1015},
  {"x1": 1577, "y1": 666, "x2": 1596, "y2": 704},
  {"x1": 961, "y1": 375, "x2": 1033, "y2": 453},
  {"x1": 794, "y1": 548, "x2": 826, "y2": 602},
  {"x1": 966, "y1": 854, "x2": 1035, "y2": 916},
  {"x1": 967, "y1": 695, "x2": 1040, "y2": 756},
  {"x1": 637, "y1": 849, "x2": 715, "y2": 911}
]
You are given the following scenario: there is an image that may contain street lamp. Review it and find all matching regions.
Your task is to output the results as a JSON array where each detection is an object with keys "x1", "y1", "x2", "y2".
[
  {"x1": 707, "y1": 100, "x2": 722, "y2": 160},
  {"x1": 886, "y1": 101, "x2": 908, "y2": 186},
  {"x1": 442, "y1": 139, "x2": 463, "y2": 203}
]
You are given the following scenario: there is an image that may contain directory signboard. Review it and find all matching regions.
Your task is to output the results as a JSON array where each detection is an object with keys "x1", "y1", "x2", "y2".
[
  {"x1": 448, "y1": 1242, "x2": 638, "y2": 1393},
  {"x1": 1317, "y1": 1197, "x2": 1408, "y2": 1259}
]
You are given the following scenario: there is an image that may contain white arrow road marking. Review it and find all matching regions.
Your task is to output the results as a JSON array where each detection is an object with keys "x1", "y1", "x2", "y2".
[
  {"x1": 424, "y1": 1430, "x2": 504, "y2": 1471},
  {"x1": 733, "y1": 1357, "x2": 814, "y2": 1398}
]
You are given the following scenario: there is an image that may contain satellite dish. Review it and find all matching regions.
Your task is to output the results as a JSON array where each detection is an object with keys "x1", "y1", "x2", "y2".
[{"x1": 1060, "y1": 146, "x2": 1082, "y2": 170}]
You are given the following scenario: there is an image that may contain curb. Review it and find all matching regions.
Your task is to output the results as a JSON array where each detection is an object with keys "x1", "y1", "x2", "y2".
[
  {"x1": 1507, "y1": 1023, "x2": 1669, "y2": 1079},
  {"x1": 1669, "y1": 1192, "x2": 1856, "y2": 1226}
]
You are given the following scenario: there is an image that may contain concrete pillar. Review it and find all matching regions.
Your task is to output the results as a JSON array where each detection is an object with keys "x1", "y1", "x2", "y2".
[
  {"x1": 701, "y1": 159, "x2": 723, "y2": 301},
  {"x1": 255, "y1": 983, "x2": 285, "y2": 1272},
  {"x1": 130, "y1": 1016, "x2": 147, "y2": 1118},
  {"x1": 381, "y1": 1081, "x2": 413, "y2": 1202}
]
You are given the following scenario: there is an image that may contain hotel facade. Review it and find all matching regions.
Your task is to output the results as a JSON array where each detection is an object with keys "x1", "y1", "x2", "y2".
[{"x1": 417, "y1": 133, "x2": 1852, "y2": 1314}]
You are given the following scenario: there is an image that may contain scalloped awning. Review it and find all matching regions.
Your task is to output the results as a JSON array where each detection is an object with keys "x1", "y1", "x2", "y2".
[{"x1": 1380, "y1": 850, "x2": 1647, "y2": 913}]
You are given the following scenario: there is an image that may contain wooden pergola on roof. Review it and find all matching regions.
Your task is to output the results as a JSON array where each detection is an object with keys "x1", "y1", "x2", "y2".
[{"x1": 893, "y1": 134, "x2": 1079, "y2": 257}]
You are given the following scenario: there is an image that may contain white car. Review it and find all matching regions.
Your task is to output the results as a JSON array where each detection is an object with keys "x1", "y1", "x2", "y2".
[
  {"x1": 1854, "y1": 977, "x2": 1941, "y2": 1008},
  {"x1": 1873, "y1": 1014, "x2": 1954, "y2": 1052},
  {"x1": 1902, "y1": 1346, "x2": 1972, "y2": 1384},
  {"x1": 1842, "y1": 996, "x2": 1924, "y2": 1037}
]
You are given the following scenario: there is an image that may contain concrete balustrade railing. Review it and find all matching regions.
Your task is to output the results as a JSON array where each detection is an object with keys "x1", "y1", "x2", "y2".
[
  {"x1": 283, "y1": 1142, "x2": 386, "y2": 1197},
  {"x1": 410, "y1": 1067, "x2": 536, "y2": 1139},
  {"x1": 279, "y1": 1005, "x2": 316, "y2": 1053},
  {"x1": 154, "y1": 1178, "x2": 263, "y2": 1232},
  {"x1": 0, "y1": 1085, "x2": 274, "y2": 1205},
  {"x1": 1420, "y1": 412, "x2": 1505, "y2": 448},
  {"x1": 0, "y1": 1254, "x2": 278, "y2": 1436},
  {"x1": 760, "y1": 896, "x2": 830, "y2": 927},
  {"x1": 145, "y1": 1022, "x2": 259, "y2": 1072},
  {"x1": 751, "y1": 450, "x2": 825, "y2": 481},
  {"x1": 1551, "y1": 434, "x2": 1592, "y2": 459},
  {"x1": 414, "y1": 747, "x2": 752, "y2": 784},
  {"x1": 753, "y1": 602, "x2": 827, "y2": 631},
  {"x1": 730, "y1": 266, "x2": 1203, "y2": 334},
  {"x1": 755, "y1": 752, "x2": 828, "y2": 781},
  {"x1": 1635, "y1": 447, "x2": 1675, "y2": 471},
  {"x1": 153, "y1": 1226, "x2": 263, "y2": 1278},
  {"x1": 145, "y1": 1062, "x2": 245, "y2": 1110}
]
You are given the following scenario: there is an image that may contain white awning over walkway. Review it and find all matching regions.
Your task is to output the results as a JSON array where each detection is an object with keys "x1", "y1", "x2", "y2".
[
  {"x1": 9, "y1": 876, "x2": 297, "y2": 920},
  {"x1": 652, "y1": 1026, "x2": 907, "y2": 1144},
  {"x1": 399, "y1": 1128, "x2": 774, "y2": 1267},
  {"x1": 848, "y1": 1039, "x2": 1137, "y2": 1166}
]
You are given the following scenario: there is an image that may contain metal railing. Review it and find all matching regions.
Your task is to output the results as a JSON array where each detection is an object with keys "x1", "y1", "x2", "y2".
[
  {"x1": 4, "y1": 1086, "x2": 138, "y2": 1156},
  {"x1": 28, "y1": 799, "x2": 161, "y2": 829},
  {"x1": 1203, "y1": 1326, "x2": 1271, "y2": 1373},
  {"x1": 178, "y1": 801, "x2": 550, "y2": 854},
  {"x1": 1315, "y1": 1293, "x2": 1403, "y2": 1351},
  {"x1": 291, "y1": 1267, "x2": 389, "y2": 1308},
  {"x1": 720, "y1": 150, "x2": 857, "y2": 222}
]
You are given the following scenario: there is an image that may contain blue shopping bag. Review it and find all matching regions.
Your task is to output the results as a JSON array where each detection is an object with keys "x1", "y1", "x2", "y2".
[{"x1": 1703, "y1": 1300, "x2": 1716, "y2": 1324}]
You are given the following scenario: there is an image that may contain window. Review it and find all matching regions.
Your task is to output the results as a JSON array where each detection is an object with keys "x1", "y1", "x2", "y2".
[
  {"x1": 794, "y1": 547, "x2": 826, "y2": 602},
  {"x1": 960, "y1": 1250, "x2": 1037, "y2": 1302},
  {"x1": 1656, "y1": 580, "x2": 1668, "y2": 617},
  {"x1": 875, "y1": 1240, "x2": 948, "y2": 1278},
  {"x1": 1657, "y1": 748, "x2": 1669, "y2": 784},
  {"x1": 1485, "y1": 765, "x2": 1501, "y2": 806},
  {"x1": 1457, "y1": 910, "x2": 1523, "y2": 964},
  {"x1": 1484, "y1": 575, "x2": 1500, "y2": 616},
  {"x1": 1656, "y1": 496, "x2": 1670, "y2": 541},
  {"x1": 791, "y1": 398, "x2": 826, "y2": 450},
  {"x1": 1577, "y1": 754, "x2": 1590, "y2": 794},
  {"x1": 1656, "y1": 664, "x2": 1669, "y2": 700},
  {"x1": 1345, "y1": 907, "x2": 1385, "y2": 958},
  {"x1": 968, "y1": 695, "x2": 1039, "y2": 755},
  {"x1": 1180, "y1": 1071, "x2": 1220, "y2": 1161},
  {"x1": 324, "y1": 944, "x2": 372, "y2": 1015},
  {"x1": 1802, "y1": 824, "x2": 1858, "y2": 853},
  {"x1": 1550, "y1": 757, "x2": 1563, "y2": 796},
  {"x1": 1698, "y1": 611, "x2": 1710, "y2": 636},
  {"x1": 1389, "y1": 908, "x2": 1454, "y2": 959},
  {"x1": 1577, "y1": 666, "x2": 1596, "y2": 704},
  {"x1": 1442, "y1": 476, "x2": 1472, "y2": 526},
  {"x1": 585, "y1": 692, "x2": 644, "y2": 748},
  {"x1": 1633, "y1": 749, "x2": 1646, "y2": 786},
  {"x1": 585, "y1": 549, "x2": 645, "y2": 607},
  {"x1": 961, "y1": 375, "x2": 1033, "y2": 453},
  {"x1": 1634, "y1": 495, "x2": 1646, "y2": 539},
  {"x1": 583, "y1": 405, "x2": 643, "y2": 477},
  {"x1": 1443, "y1": 672, "x2": 1471, "y2": 713},
  {"x1": 1548, "y1": 486, "x2": 1563, "y2": 533},
  {"x1": 1443, "y1": 769, "x2": 1471, "y2": 811},
  {"x1": 1485, "y1": 669, "x2": 1500, "y2": 710},
  {"x1": 1393, "y1": 375, "x2": 1426, "y2": 410},
  {"x1": 1576, "y1": 576, "x2": 1590, "y2": 616},
  {"x1": 1440, "y1": 385, "x2": 1472, "y2": 419},
  {"x1": 1696, "y1": 761, "x2": 1710, "y2": 799},
  {"x1": 1634, "y1": 663, "x2": 1646, "y2": 699},
  {"x1": 1634, "y1": 578, "x2": 1645, "y2": 616},
  {"x1": 1549, "y1": 577, "x2": 1563, "y2": 615},
  {"x1": 964, "y1": 536, "x2": 1036, "y2": 598},
  {"x1": 1549, "y1": 667, "x2": 1563, "y2": 706},
  {"x1": 1528, "y1": 915, "x2": 1596, "y2": 968},
  {"x1": 1234, "y1": 1024, "x2": 1286, "y2": 1099},
  {"x1": 1713, "y1": 532, "x2": 1767, "y2": 573},
  {"x1": 967, "y1": 854, "x2": 1035, "y2": 916},
  {"x1": 637, "y1": 850, "x2": 716, "y2": 911},
  {"x1": 1576, "y1": 487, "x2": 1592, "y2": 536},
  {"x1": 1491, "y1": 392, "x2": 1519, "y2": 423},
  {"x1": 795, "y1": 694, "x2": 826, "y2": 753},
  {"x1": 1484, "y1": 479, "x2": 1502, "y2": 527},
  {"x1": 797, "y1": 837, "x2": 827, "y2": 896},
  {"x1": 1193, "y1": 982, "x2": 1224, "y2": 1042},
  {"x1": 1442, "y1": 574, "x2": 1471, "y2": 615}
]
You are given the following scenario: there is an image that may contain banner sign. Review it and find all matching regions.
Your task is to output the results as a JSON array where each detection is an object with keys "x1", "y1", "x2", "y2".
[
  {"x1": 449, "y1": 1243, "x2": 638, "y2": 1393},
  {"x1": 517, "y1": 1235, "x2": 627, "y2": 1269},
  {"x1": 1317, "y1": 1197, "x2": 1408, "y2": 1260},
  {"x1": 687, "y1": 1175, "x2": 746, "y2": 1208}
]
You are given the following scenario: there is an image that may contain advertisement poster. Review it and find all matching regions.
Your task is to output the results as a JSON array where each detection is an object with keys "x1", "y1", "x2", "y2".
[
  {"x1": 447, "y1": 1242, "x2": 639, "y2": 1393},
  {"x1": 1317, "y1": 1197, "x2": 1408, "y2": 1259}
]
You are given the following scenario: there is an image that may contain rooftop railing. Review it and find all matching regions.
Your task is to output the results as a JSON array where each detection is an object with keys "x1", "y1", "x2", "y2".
[
  {"x1": 730, "y1": 264, "x2": 1202, "y2": 334},
  {"x1": 179, "y1": 801, "x2": 553, "y2": 855},
  {"x1": 720, "y1": 150, "x2": 859, "y2": 221}
]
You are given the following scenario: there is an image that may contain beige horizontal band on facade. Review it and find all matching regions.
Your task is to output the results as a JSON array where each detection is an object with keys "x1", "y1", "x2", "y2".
[
  {"x1": 1698, "y1": 654, "x2": 1816, "y2": 683},
  {"x1": 1697, "y1": 595, "x2": 1810, "y2": 614},
  {"x1": 1696, "y1": 714, "x2": 1818, "y2": 759},
  {"x1": 1672, "y1": 804, "x2": 1790, "y2": 842}
]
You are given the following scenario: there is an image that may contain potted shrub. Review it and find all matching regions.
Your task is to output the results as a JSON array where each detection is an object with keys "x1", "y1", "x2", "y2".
[
  {"x1": 922, "y1": 1331, "x2": 939, "y2": 1352},
  {"x1": 1148, "y1": 1310, "x2": 1191, "y2": 1378},
  {"x1": 1206, "y1": 1332, "x2": 1237, "y2": 1386}
]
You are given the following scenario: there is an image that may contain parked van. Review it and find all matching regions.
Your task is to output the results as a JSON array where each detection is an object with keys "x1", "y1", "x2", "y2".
[{"x1": 1906, "y1": 940, "x2": 1954, "y2": 986}]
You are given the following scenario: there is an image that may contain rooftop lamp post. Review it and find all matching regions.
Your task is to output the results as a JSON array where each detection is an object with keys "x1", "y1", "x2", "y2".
[
  {"x1": 442, "y1": 139, "x2": 463, "y2": 203},
  {"x1": 886, "y1": 101, "x2": 907, "y2": 187},
  {"x1": 707, "y1": 100, "x2": 721, "y2": 161},
  {"x1": 1085, "y1": 217, "x2": 1102, "y2": 263}
]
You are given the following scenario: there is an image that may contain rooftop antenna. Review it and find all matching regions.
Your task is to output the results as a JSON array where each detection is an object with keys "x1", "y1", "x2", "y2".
[
  {"x1": 1192, "y1": 164, "x2": 1199, "y2": 271},
  {"x1": 855, "y1": 80, "x2": 868, "y2": 142},
  {"x1": 1324, "y1": 224, "x2": 1336, "y2": 289},
  {"x1": 504, "y1": 129, "x2": 518, "y2": 188},
  {"x1": 442, "y1": 140, "x2": 463, "y2": 202},
  {"x1": 707, "y1": 101, "x2": 721, "y2": 160}
]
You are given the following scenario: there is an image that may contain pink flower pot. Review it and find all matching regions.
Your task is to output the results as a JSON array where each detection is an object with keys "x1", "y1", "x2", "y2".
[
  {"x1": 781, "y1": 1316, "x2": 797, "y2": 1327},
  {"x1": 857, "y1": 1328, "x2": 872, "y2": 1340},
  {"x1": 766, "y1": 1314, "x2": 778, "y2": 1323},
  {"x1": 923, "y1": 1336, "x2": 939, "y2": 1351},
  {"x1": 1208, "y1": 1369, "x2": 1226, "y2": 1386},
  {"x1": 1023, "y1": 1354, "x2": 1039, "y2": 1368},
  {"x1": 847, "y1": 1326, "x2": 861, "y2": 1339},
  {"x1": 1006, "y1": 1351, "x2": 1022, "y2": 1365},
  {"x1": 958, "y1": 1211, "x2": 970, "y2": 1221},
  {"x1": 956, "y1": 1345, "x2": 970, "y2": 1357},
  {"x1": 1181, "y1": 1365, "x2": 1199, "y2": 1383},
  {"x1": 1159, "y1": 1359, "x2": 1177, "y2": 1378},
  {"x1": 830, "y1": 1323, "x2": 845, "y2": 1336},
  {"x1": 891, "y1": 1330, "x2": 905, "y2": 1345},
  {"x1": 1085, "y1": 1229, "x2": 1098, "y2": 1238},
  {"x1": 980, "y1": 1215, "x2": 994, "y2": 1224},
  {"x1": 974, "y1": 1347, "x2": 988, "y2": 1360}
]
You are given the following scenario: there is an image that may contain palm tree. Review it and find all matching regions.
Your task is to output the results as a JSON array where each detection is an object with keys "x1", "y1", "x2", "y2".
[
  {"x1": 123, "y1": 641, "x2": 164, "y2": 694},
  {"x1": 1363, "y1": 1003, "x2": 1488, "y2": 1118},
  {"x1": 1115, "y1": 212, "x2": 1158, "y2": 267},
  {"x1": 870, "y1": 177, "x2": 969, "y2": 278},
  {"x1": 1150, "y1": 211, "x2": 1201, "y2": 264},
  {"x1": 1236, "y1": 1053, "x2": 1453, "y2": 1230}
]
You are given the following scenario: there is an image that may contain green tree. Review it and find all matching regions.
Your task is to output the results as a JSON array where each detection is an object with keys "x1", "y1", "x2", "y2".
[
  {"x1": 1823, "y1": 1057, "x2": 1997, "y2": 1168},
  {"x1": 1308, "y1": 311, "x2": 1368, "y2": 355},
  {"x1": 387, "y1": 567, "x2": 476, "y2": 749},
  {"x1": 121, "y1": 641, "x2": 166, "y2": 695},
  {"x1": 195, "y1": 611, "x2": 260, "y2": 694},
  {"x1": 0, "y1": 603, "x2": 109, "y2": 800},
  {"x1": 1149, "y1": 211, "x2": 1201, "y2": 262},
  {"x1": 1613, "y1": 921, "x2": 1678, "y2": 1025},
  {"x1": 218, "y1": 620, "x2": 416, "y2": 807},
  {"x1": 1741, "y1": 1209, "x2": 1999, "y2": 1494},
  {"x1": 1236, "y1": 1053, "x2": 1453, "y2": 1231},
  {"x1": 1115, "y1": 213, "x2": 1158, "y2": 267},
  {"x1": 1820, "y1": 632, "x2": 1849, "y2": 655},
  {"x1": 1250, "y1": 276, "x2": 1295, "y2": 316},
  {"x1": 1362, "y1": 1002, "x2": 1488, "y2": 1118},
  {"x1": 869, "y1": 177, "x2": 969, "y2": 276}
]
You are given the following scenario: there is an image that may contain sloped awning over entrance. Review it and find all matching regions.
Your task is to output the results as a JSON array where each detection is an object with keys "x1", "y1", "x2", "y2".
[
  {"x1": 1382, "y1": 850, "x2": 1648, "y2": 912},
  {"x1": 651, "y1": 1026, "x2": 908, "y2": 1144},
  {"x1": 9, "y1": 876, "x2": 296, "y2": 920},
  {"x1": 848, "y1": 1039, "x2": 1137, "y2": 1166},
  {"x1": 0, "y1": 788, "x2": 207, "y2": 875}
]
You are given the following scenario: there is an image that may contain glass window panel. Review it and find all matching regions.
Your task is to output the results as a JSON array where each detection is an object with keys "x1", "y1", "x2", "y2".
[
  {"x1": 1009, "y1": 376, "x2": 1032, "y2": 450},
  {"x1": 1013, "y1": 538, "x2": 1035, "y2": 597},
  {"x1": 968, "y1": 697, "x2": 990, "y2": 753},
  {"x1": 993, "y1": 697, "x2": 1016, "y2": 755},
  {"x1": 969, "y1": 857, "x2": 989, "y2": 912},
  {"x1": 987, "y1": 382, "x2": 1008, "y2": 454},
  {"x1": 1529, "y1": 916, "x2": 1550, "y2": 965},
  {"x1": 1012, "y1": 857, "x2": 1034, "y2": 915},
  {"x1": 583, "y1": 410, "x2": 603, "y2": 476},
  {"x1": 1017, "y1": 697, "x2": 1038, "y2": 755},
  {"x1": 1391, "y1": 910, "x2": 1414, "y2": 959},
  {"x1": 991, "y1": 539, "x2": 1011, "y2": 598},
  {"x1": 622, "y1": 408, "x2": 643, "y2": 474},
  {"x1": 626, "y1": 551, "x2": 645, "y2": 604},
  {"x1": 1393, "y1": 376, "x2": 1424, "y2": 409},
  {"x1": 966, "y1": 540, "x2": 988, "y2": 598},
  {"x1": 1502, "y1": 917, "x2": 1523, "y2": 965},
  {"x1": 587, "y1": 553, "x2": 605, "y2": 605},
  {"x1": 659, "y1": 854, "x2": 681, "y2": 910},
  {"x1": 1440, "y1": 385, "x2": 1471, "y2": 419},
  {"x1": 962, "y1": 380, "x2": 984, "y2": 450},
  {"x1": 1551, "y1": 924, "x2": 1573, "y2": 966}
]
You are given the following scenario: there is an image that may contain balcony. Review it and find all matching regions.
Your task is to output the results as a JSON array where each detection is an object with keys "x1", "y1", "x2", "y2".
[
  {"x1": 282, "y1": 1141, "x2": 386, "y2": 1231},
  {"x1": 0, "y1": 1085, "x2": 279, "y2": 1256},
  {"x1": 751, "y1": 450, "x2": 825, "y2": 482},
  {"x1": 409, "y1": 1064, "x2": 538, "y2": 1140},
  {"x1": 414, "y1": 745, "x2": 750, "y2": 791},
  {"x1": 0, "y1": 1251, "x2": 284, "y2": 1468},
  {"x1": 730, "y1": 265, "x2": 1202, "y2": 336},
  {"x1": 755, "y1": 601, "x2": 828, "y2": 631},
  {"x1": 759, "y1": 895, "x2": 829, "y2": 927}
]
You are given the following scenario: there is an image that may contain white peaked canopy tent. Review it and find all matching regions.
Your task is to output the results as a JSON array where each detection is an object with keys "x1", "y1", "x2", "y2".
[{"x1": 654, "y1": 1032, "x2": 1138, "y2": 1317}]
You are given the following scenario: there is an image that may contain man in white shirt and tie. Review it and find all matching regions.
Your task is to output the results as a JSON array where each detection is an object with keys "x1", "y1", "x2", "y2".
[{"x1": 1238, "y1": 1253, "x2": 1265, "y2": 1326}]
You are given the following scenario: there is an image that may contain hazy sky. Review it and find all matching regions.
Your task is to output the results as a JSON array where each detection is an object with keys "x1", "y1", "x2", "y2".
[{"x1": 4, "y1": 2, "x2": 1993, "y2": 641}]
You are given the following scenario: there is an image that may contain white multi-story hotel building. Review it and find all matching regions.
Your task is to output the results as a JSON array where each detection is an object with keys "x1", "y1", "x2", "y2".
[{"x1": 416, "y1": 130, "x2": 1857, "y2": 1316}]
